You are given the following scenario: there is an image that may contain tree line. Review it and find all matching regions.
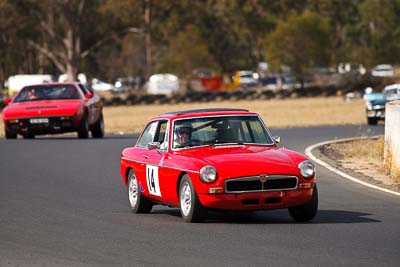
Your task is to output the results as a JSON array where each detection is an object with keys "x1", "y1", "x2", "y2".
[{"x1": 0, "y1": 0, "x2": 399, "y2": 83}]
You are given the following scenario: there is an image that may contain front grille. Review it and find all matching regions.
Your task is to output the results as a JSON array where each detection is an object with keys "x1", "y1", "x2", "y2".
[
  {"x1": 225, "y1": 175, "x2": 298, "y2": 193},
  {"x1": 9, "y1": 116, "x2": 74, "y2": 133}
]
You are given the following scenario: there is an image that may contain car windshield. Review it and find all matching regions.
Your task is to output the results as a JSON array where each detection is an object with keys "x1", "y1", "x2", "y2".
[
  {"x1": 172, "y1": 115, "x2": 274, "y2": 149},
  {"x1": 13, "y1": 85, "x2": 81, "y2": 103}
]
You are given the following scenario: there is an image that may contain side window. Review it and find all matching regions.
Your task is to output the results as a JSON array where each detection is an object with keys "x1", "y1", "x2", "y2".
[
  {"x1": 78, "y1": 84, "x2": 93, "y2": 94},
  {"x1": 155, "y1": 120, "x2": 168, "y2": 150},
  {"x1": 136, "y1": 121, "x2": 158, "y2": 148},
  {"x1": 136, "y1": 120, "x2": 169, "y2": 149}
]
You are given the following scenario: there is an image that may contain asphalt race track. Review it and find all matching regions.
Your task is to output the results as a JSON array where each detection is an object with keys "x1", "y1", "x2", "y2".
[{"x1": 1, "y1": 124, "x2": 399, "y2": 266}]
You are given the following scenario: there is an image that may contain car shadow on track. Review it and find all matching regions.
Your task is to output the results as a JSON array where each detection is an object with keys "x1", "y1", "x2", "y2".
[{"x1": 150, "y1": 208, "x2": 381, "y2": 224}]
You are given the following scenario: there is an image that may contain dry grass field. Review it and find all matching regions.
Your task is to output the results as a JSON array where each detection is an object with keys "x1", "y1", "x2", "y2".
[
  {"x1": 0, "y1": 96, "x2": 366, "y2": 136},
  {"x1": 102, "y1": 96, "x2": 366, "y2": 134}
]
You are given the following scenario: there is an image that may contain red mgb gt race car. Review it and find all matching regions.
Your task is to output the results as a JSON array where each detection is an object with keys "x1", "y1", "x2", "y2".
[
  {"x1": 2, "y1": 82, "x2": 104, "y2": 139},
  {"x1": 120, "y1": 108, "x2": 317, "y2": 222}
]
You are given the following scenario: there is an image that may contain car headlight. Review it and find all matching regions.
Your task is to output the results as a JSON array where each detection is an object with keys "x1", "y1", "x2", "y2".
[
  {"x1": 200, "y1": 166, "x2": 217, "y2": 183},
  {"x1": 366, "y1": 102, "x2": 372, "y2": 110},
  {"x1": 298, "y1": 160, "x2": 315, "y2": 179}
]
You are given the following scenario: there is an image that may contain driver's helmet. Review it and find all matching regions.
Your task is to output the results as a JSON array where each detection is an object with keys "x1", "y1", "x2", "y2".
[
  {"x1": 175, "y1": 125, "x2": 193, "y2": 137},
  {"x1": 174, "y1": 124, "x2": 193, "y2": 146}
]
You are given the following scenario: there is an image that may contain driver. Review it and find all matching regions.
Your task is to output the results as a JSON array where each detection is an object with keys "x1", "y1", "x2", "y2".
[{"x1": 174, "y1": 125, "x2": 192, "y2": 147}]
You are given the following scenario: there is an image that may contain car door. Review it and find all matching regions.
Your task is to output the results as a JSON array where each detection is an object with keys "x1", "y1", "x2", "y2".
[
  {"x1": 78, "y1": 84, "x2": 100, "y2": 125},
  {"x1": 142, "y1": 119, "x2": 169, "y2": 201},
  {"x1": 134, "y1": 119, "x2": 168, "y2": 202}
]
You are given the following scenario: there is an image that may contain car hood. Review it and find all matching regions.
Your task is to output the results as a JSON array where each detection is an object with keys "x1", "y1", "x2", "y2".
[
  {"x1": 175, "y1": 145, "x2": 301, "y2": 179},
  {"x1": 3, "y1": 100, "x2": 82, "y2": 119},
  {"x1": 365, "y1": 93, "x2": 386, "y2": 106}
]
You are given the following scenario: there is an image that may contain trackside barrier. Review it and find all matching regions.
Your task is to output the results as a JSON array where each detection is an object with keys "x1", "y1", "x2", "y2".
[
  {"x1": 384, "y1": 100, "x2": 400, "y2": 180},
  {"x1": 97, "y1": 85, "x2": 340, "y2": 107},
  {"x1": 0, "y1": 85, "x2": 356, "y2": 111}
]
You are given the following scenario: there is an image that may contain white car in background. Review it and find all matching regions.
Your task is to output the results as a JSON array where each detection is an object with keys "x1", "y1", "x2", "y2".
[
  {"x1": 147, "y1": 74, "x2": 179, "y2": 95},
  {"x1": 6, "y1": 74, "x2": 54, "y2": 96},
  {"x1": 237, "y1": 70, "x2": 259, "y2": 87},
  {"x1": 91, "y1": 78, "x2": 115, "y2": 92},
  {"x1": 384, "y1": 83, "x2": 400, "y2": 102},
  {"x1": 371, "y1": 64, "x2": 394, "y2": 77}
]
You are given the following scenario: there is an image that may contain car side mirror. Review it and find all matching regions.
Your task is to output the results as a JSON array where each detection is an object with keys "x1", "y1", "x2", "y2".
[
  {"x1": 148, "y1": 142, "x2": 161, "y2": 150},
  {"x1": 85, "y1": 93, "x2": 93, "y2": 99},
  {"x1": 4, "y1": 97, "x2": 12, "y2": 104},
  {"x1": 273, "y1": 136, "x2": 281, "y2": 144}
]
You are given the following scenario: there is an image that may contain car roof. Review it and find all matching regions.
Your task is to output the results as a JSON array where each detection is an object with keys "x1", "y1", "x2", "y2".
[
  {"x1": 152, "y1": 108, "x2": 254, "y2": 120},
  {"x1": 22, "y1": 82, "x2": 82, "y2": 88},
  {"x1": 374, "y1": 64, "x2": 393, "y2": 69},
  {"x1": 384, "y1": 84, "x2": 400, "y2": 91}
]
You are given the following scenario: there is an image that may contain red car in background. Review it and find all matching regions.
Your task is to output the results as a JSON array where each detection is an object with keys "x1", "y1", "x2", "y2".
[
  {"x1": 2, "y1": 82, "x2": 104, "y2": 139},
  {"x1": 120, "y1": 108, "x2": 318, "y2": 223}
]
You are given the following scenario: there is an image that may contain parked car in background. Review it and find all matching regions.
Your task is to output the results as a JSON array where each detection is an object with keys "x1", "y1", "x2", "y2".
[
  {"x1": 58, "y1": 73, "x2": 88, "y2": 85},
  {"x1": 2, "y1": 82, "x2": 104, "y2": 139},
  {"x1": 114, "y1": 77, "x2": 142, "y2": 93},
  {"x1": 383, "y1": 83, "x2": 400, "y2": 102},
  {"x1": 6, "y1": 74, "x2": 54, "y2": 96},
  {"x1": 237, "y1": 70, "x2": 259, "y2": 87},
  {"x1": 371, "y1": 64, "x2": 394, "y2": 77},
  {"x1": 120, "y1": 108, "x2": 318, "y2": 223},
  {"x1": 147, "y1": 74, "x2": 179, "y2": 95},
  {"x1": 91, "y1": 78, "x2": 116, "y2": 92}
]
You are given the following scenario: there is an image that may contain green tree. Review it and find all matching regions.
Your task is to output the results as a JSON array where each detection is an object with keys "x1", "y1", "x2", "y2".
[
  {"x1": 309, "y1": 0, "x2": 361, "y2": 63},
  {"x1": 263, "y1": 11, "x2": 332, "y2": 84},
  {"x1": 357, "y1": 0, "x2": 400, "y2": 66},
  {"x1": 157, "y1": 24, "x2": 217, "y2": 77},
  {"x1": 6, "y1": 0, "x2": 131, "y2": 81}
]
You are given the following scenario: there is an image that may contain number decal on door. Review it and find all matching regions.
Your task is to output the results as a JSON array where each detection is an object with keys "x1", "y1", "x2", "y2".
[{"x1": 146, "y1": 165, "x2": 161, "y2": 196}]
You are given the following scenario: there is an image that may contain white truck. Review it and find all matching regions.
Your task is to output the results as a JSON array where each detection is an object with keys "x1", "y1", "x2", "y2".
[{"x1": 6, "y1": 74, "x2": 54, "y2": 96}]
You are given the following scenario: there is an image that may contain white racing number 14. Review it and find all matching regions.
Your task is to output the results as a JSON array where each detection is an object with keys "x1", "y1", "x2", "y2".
[{"x1": 146, "y1": 165, "x2": 161, "y2": 197}]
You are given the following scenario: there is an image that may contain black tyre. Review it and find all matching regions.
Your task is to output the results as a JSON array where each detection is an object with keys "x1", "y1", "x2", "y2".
[
  {"x1": 77, "y1": 114, "x2": 89, "y2": 139},
  {"x1": 179, "y1": 175, "x2": 207, "y2": 223},
  {"x1": 91, "y1": 113, "x2": 104, "y2": 138},
  {"x1": 288, "y1": 184, "x2": 318, "y2": 222},
  {"x1": 367, "y1": 117, "x2": 378, "y2": 125},
  {"x1": 127, "y1": 170, "x2": 153, "y2": 213},
  {"x1": 22, "y1": 132, "x2": 35, "y2": 139},
  {"x1": 5, "y1": 128, "x2": 17, "y2": 139}
]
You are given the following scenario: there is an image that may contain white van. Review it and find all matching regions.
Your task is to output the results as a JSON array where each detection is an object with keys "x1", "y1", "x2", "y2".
[
  {"x1": 6, "y1": 74, "x2": 54, "y2": 96},
  {"x1": 147, "y1": 74, "x2": 179, "y2": 95}
]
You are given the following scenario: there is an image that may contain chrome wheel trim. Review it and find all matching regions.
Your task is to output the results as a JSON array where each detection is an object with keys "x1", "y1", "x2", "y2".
[
  {"x1": 128, "y1": 175, "x2": 138, "y2": 208},
  {"x1": 180, "y1": 181, "x2": 192, "y2": 217}
]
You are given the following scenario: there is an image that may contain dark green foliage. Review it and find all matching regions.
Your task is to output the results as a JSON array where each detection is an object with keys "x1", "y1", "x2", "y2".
[{"x1": 0, "y1": 0, "x2": 399, "y2": 83}]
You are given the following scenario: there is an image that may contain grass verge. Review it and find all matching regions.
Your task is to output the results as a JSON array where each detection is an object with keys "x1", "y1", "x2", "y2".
[{"x1": 322, "y1": 136, "x2": 400, "y2": 187}]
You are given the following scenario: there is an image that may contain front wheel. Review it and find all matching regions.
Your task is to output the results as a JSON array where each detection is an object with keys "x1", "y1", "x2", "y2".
[
  {"x1": 91, "y1": 113, "x2": 104, "y2": 138},
  {"x1": 367, "y1": 117, "x2": 378, "y2": 125},
  {"x1": 179, "y1": 175, "x2": 207, "y2": 223},
  {"x1": 288, "y1": 184, "x2": 318, "y2": 222},
  {"x1": 5, "y1": 128, "x2": 17, "y2": 139},
  {"x1": 77, "y1": 114, "x2": 89, "y2": 139},
  {"x1": 128, "y1": 170, "x2": 153, "y2": 213},
  {"x1": 22, "y1": 132, "x2": 35, "y2": 139}
]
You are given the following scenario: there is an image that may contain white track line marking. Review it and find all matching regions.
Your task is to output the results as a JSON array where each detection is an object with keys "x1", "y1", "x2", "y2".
[{"x1": 305, "y1": 137, "x2": 400, "y2": 197}]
